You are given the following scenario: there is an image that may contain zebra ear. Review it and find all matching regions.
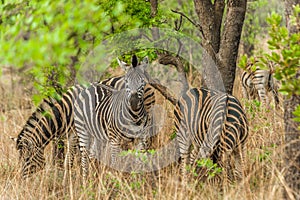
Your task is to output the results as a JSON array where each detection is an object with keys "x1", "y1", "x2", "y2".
[
  {"x1": 140, "y1": 56, "x2": 149, "y2": 73},
  {"x1": 131, "y1": 55, "x2": 138, "y2": 68},
  {"x1": 141, "y1": 56, "x2": 149, "y2": 65},
  {"x1": 117, "y1": 57, "x2": 130, "y2": 71}
]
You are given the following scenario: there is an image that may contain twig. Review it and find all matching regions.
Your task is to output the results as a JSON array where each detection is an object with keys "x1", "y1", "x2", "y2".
[
  {"x1": 140, "y1": 32, "x2": 154, "y2": 42},
  {"x1": 174, "y1": 15, "x2": 183, "y2": 31},
  {"x1": 171, "y1": 9, "x2": 206, "y2": 40},
  {"x1": 171, "y1": 9, "x2": 218, "y2": 60},
  {"x1": 158, "y1": 54, "x2": 189, "y2": 94}
]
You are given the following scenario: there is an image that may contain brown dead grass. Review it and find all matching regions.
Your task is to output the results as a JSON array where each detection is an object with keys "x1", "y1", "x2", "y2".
[{"x1": 0, "y1": 69, "x2": 290, "y2": 200}]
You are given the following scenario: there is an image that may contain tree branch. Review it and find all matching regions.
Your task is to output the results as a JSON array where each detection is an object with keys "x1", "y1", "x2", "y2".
[
  {"x1": 144, "y1": 69, "x2": 177, "y2": 106},
  {"x1": 158, "y1": 54, "x2": 189, "y2": 94},
  {"x1": 149, "y1": 81, "x2": 177, "y2": 106},
  {"x1": 171, "y1": 9, "x2": 206, "y2": 40},
  {"x1": 171, "y1": 9, "x2": 217, "y2": 61}
]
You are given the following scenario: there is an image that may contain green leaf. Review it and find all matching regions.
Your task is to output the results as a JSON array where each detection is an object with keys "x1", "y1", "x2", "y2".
[{"x1": 238, "y1": 54, "x2": 248, "y2": 70}]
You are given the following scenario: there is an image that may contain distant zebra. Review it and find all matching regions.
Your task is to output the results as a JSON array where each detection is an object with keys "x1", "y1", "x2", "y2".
[
  {"x1": 15, "y1": 57, "x2": 155, "y2": 179},
  {"x1": 174, "y1": 87, "x2": 249, "y2": 183},
  {"x1": 241, "y1": 61, "x2": 279, "y2": 108},
  {"x1": 74, "y1": 55, "x2": 151, "y2": 178}
]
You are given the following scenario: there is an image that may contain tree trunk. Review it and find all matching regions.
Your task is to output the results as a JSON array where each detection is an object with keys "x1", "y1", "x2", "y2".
[
  {"x1": 193, "y1": 0, "x2": 247, "y2": 94},
  {"x1": 283, "y1": 1, "x2": 300, "y2": 199},
  {"x1": 217, "y1": 0, "x2": 247, "y2": 94}
]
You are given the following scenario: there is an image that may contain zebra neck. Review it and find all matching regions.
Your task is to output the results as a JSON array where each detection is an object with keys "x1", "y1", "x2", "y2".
[{"x1": 113, "y1": 90, "x2": 147, "y2": 129}]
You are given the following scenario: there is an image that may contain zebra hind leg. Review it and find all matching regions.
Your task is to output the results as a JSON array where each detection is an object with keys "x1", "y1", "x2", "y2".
[
  {"x1": 177, "y1": 137, "x2": 192, "y2": 183},
  {"x1": 63, "y1": 131, "x2": 79, "y2": 186},
  {"x1": 79, "y1": 146, "x2": 90, "y2": 183}
]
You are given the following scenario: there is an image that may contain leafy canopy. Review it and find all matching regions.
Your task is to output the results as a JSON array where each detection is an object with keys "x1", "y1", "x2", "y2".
[{"x1": 0, "y1": 0, "x2": 169, "y2": 103}]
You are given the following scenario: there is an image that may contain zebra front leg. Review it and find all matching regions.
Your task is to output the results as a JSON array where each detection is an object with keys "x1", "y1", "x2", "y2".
[
  {"x1": 190, "y1": 145, "x2": 200, "y2": 166},
  {"x1": 63, "y1": 131, "x2": 79, "y2": 187},
  {"x1": 136, "y1": 136, "x2": 152, "y2": 152},
  {"x1": 271, "y1": 84, "x2": 280, "y2": 109},
  {"x1": 180, "y1": 148, "x2": 191, "y2": 183},
  {"x1": 109, "y1": 139, "x2": 123, "y2": 170},
  {"x1": 64, "y1": 132, "x2": 79, "y2": 171}
]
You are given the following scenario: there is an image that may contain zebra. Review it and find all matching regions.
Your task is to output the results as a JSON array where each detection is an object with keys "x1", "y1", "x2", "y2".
[
  {"x1": 15, "y1": 85, "x2": 84, "y2": 178},
  {"x1": 241, "y1": 60, "x2": 279, "y2": 108},
  {"x1": 174, "y1": 87, "x2": 249, "y2": 183},
  {"x1": 15, "y1": 57, "x2": 155, "y2": 179},
  {"x1": 65, "y1": 74, "x2": 156, "y2": 173},
  {"x1": 74, "y1": 55, "x2": 151, "y2": 178}
]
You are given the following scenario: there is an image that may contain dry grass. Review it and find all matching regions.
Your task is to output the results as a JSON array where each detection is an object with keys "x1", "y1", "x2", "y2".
[{"x1": 0, "y1": 70, "x2": 291, "y2": 200}]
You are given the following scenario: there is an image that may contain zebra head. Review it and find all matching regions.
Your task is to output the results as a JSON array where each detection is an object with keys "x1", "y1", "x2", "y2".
[
  {"x1": 117, "y1": 55, "x2": 149, "y2": 111},
  {"x1": 16, "y1": 133, "x2": 45, "y2": 178}
]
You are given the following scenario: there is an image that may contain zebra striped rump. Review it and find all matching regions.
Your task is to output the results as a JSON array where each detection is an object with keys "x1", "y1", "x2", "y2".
[
  {"x1": 174, "y1": 87, "x2": 249, "y2": 183},
  {"x1": 241, "y1": 61, "x2": 279, "y2": 108}
]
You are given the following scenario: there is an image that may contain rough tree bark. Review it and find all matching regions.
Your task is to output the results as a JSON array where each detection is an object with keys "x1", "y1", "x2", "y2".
[
  {"x1": 283, "y1": 1, "x2": 300, "y2": 199},
  {"x1": 193, "y1": 0, "x2": 247, "y2": 94}
]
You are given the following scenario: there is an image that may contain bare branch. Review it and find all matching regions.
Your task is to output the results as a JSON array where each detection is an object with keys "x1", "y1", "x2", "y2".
[
  {"x1": 149, "y1": 81, "x2": 177, "y2": 106},
  {"x1": 171, "y1": 9, "x2": 206, "y2": 40},
  {"x1": 149, "y1": 0, "x2": 158, "y2": 17},
  {"x1": 158, "y1": 54, "x2": 189, "y2": 94},
  {"x1": 171, "y1": 9, "x2": 217, "y2": 61},
  {"x1": 144, "y1": 70, "x2": 177, "y2": 105},
  {"x1": 140, "y1": 32, "x2": 154, "y2": 42},
  {"x1": 174, "y1": 15, "x2": 183, "y2": 31}
]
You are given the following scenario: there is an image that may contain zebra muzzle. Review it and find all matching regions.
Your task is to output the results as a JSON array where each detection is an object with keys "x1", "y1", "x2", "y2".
[{"x1": 129, "y1": 93, "x2": 142, "y2": 111}]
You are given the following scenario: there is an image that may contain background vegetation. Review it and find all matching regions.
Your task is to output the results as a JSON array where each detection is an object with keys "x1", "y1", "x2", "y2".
[{"x1": 0, "y1": 0, "x2": 299, "y2": 199}]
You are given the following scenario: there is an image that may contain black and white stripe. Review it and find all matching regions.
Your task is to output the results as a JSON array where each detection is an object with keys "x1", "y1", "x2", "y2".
[
  {"x1": 74, "y1": 55, "x2": 151, "y2": 177},
  {"x1": 16, "y1": 56, "x2": 155, "y2": 178},
  {"x1": 16, "y1": 85, "x2": 84, "y2": 178},
  {"x1": 241, "y1": 61, "x2": 279, "y2": 108},
  {"x1": 174, "y1": 87, "x2": 249, "y2": 183}
]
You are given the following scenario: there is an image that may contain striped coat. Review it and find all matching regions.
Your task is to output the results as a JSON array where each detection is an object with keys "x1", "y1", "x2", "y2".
[
  {"x1": 74, "y1": 55, "x2": 152, "y2": 177},
  {"x1": 174, "y1": 87, "x2": 249, "y2": 183}
]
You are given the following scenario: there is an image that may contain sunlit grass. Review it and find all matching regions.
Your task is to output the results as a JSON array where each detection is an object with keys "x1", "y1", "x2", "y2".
[{"x1": 0, "y1": 74, "x2": 290, "y2": 199}]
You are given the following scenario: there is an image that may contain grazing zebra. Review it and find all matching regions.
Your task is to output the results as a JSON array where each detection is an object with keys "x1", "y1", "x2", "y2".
[
  {"x1": 174, "y1": 87, "x2": 249, "y2": 183},
  {"x1": 74, "y1": 55, "x2": 151, "y2": 178},
  {"x1": 15, "y1": 57, "x2": 155, "y2": 179},
  {"x1": 241, "y1": 61, "x2": 279, "y2": 108},
  {"x1": 15, "y1": 85, "x2": 84, "y2": 178}
]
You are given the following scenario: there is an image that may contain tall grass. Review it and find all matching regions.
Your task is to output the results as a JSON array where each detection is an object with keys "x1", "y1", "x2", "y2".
[{"x1": 0, "y1": 71, "x2": 290, "y2": 200}]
